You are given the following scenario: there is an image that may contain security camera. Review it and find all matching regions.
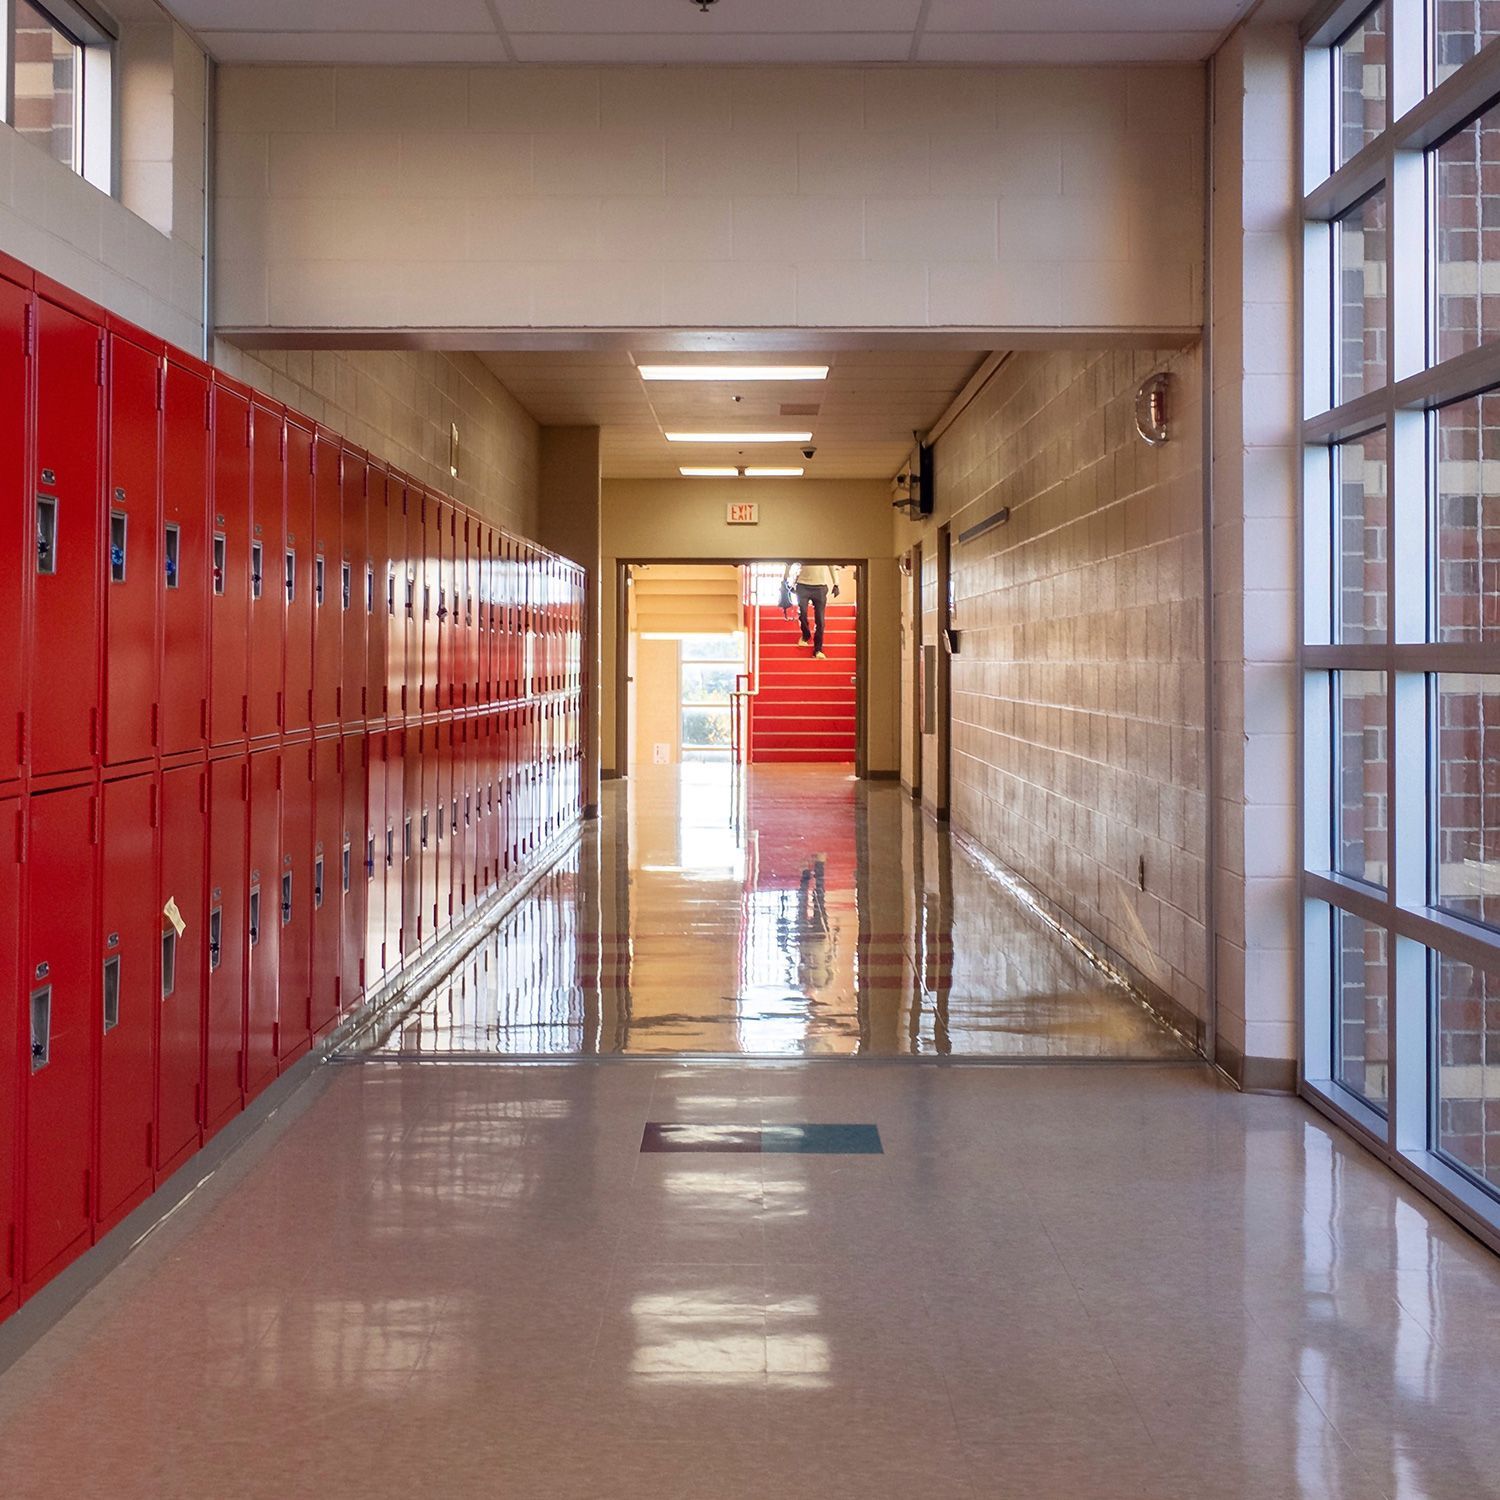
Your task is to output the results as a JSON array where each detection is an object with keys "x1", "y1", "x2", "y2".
[{"x1": 801, "y1": 446, "x2": 817, "y2": 460}]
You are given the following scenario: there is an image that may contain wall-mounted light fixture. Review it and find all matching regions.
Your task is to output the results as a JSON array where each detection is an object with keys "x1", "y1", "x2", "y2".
[{"x1": 1135, "y1": 372, "x2": 1171, "y2": 446}]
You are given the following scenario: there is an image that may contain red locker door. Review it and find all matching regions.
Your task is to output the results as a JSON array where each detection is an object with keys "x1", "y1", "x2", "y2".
[
  {"x1": 311, "y1": 434, "x2": 342, "y2": 730},
  {"x1": 504, "y1": 535, "x2": 519, "y2": 701},
  {"x1": 0, "y1": 279, "x2": 29, "y2": 789},
  {"x1": 461, "y1": 726, "x2": 477, "y2": 910},
  {"x1": 0, "y1": 797, "x2": 20, "y2": 1316},
  {"x1": 158, "y1": 763, "x2": 205, "y2": 1174},
  {"x1": 23, "y1": 786, "x2": 97, "y2": 1291},
  {"x1": 403, "y1": 729, "x2": 423, "y2": 948},
  {"x1": 96, "y1": 774, "x2": 157, "y2": 1229},
  {"x1": 204, "y1": 757, "x2": 247, "y2": 1133},
  {"x1": 278, "y1": 744, "x2": 312, "y2": 1065},
  {"x1": 422, "y1": 725, "x2": 441, "y2": 937},
  {"x1": 338, "y1": 447, "x2": 368, "y2": 728},
  {"x1": 245, "y1": 749, "x2": 280, "y2": 1093},
  {"x1": 362, "y1": 731, "x2": 385, "y2": 985},
  {"x1": 421, "y1": 493, "x2": 441, "y2": 716},
  {"x1": 162, "y1": 361, "x2": 210, "y2": 756},
  {"x1": 104, "y1": 336, "x2": 161, "y2": 768},
  {"x1": 390, "y1": 475, "x2": 414, "y2": 720},
  {"x1": 32, "y1": 299, "x2": 103, "y2": 777},
  {"x1": 209, "y1": 383, "x2": 250, "y2": 749},
  {"x1": 311, "y1": 736, "x2": 342, "y2": 1035},
  {"x1": 385, "y1": 728, "x2": 406, "y2": 965},
  {"x1": 247, "y1": 402, "x2": 284, "y2": 741},
  {"x1": 340, "y1": 733, "x2": 368, "y2": 1011},
  {"x1": 284, "y1": 420, "x2": 314, "y2": 737},
  {"x1": 467, "y1": 519, "x2": 482, "y2": 708}
]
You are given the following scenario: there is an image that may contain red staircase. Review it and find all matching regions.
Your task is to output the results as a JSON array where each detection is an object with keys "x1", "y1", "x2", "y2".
[{"x1": 748, "y1": 603, "x2": 857, "y2": 764}]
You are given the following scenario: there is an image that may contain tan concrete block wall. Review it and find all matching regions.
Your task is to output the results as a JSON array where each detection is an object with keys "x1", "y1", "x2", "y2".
[
  {"x1": 212, "y1": 64, "x2": 1205, "y2": 335},
  {"x1": 920, "y1": 344, "x2": 1209, "y2": 1026},
  {"x1": 214, "y1": 343, "x2": 540, "y2": 537}
]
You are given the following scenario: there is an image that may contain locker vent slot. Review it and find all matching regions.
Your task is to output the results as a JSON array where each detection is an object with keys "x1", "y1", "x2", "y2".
[
  {"x1": 161, "y1": 930, "x2": 177, "y2": 999},
  {"x1": 103, "y1": 956, "x2": 121, "y2": 1033},
  {"x1": 366, "y1": 835, "x2": 375, "y2": 881},
  {"x1": 209, "y1": 907, "x2": 223, "y2": 971},
  {"x1": 314, "y1": 856, "x2": 325, "y2": 910},
  {"x1": 365, "y1": 564, "x2": 375, "y2": 613},
  {"x1": 285, "y1": 549, "x2": 296, "y2": 603},
  {"x1": 31, "y1": 986, "x2": 52, "y2": 1070},
  {"x1": 386, "y1": 827, "x2": 395, "y2": 867},
  {"x1": 421, "y1": 811, "x2": 429, "y2": 848},
  {"x1": 110, "y1": 511, "x2": 128, "y2": 582},
  {"x1": 281, "y1": 872, "x2": 293, "y2": 925},
  {"x1": 250, "y1": 542, "x2": 263, "y2": 600},
  {"x1": 36, "y1": 496, "x2": 58, "y2": 575},
  {"x1": 213, "y1": 534, "x2": 226, "y2": 595},
  {"x1": 248, "y1": 889, "x2": 261, "y2": 947},
  {"x1": 387, "y1": 567, "x2": 396, "y2": 615},
  {"x1": 404, "y1": 817, "x2": 412, "y2": 859},
  {"x1": 165, "y1": 524, "x2": 181, "y2": 589},
  {"x1": 342, "y1": 841, "x2": 351, "y2": 893},
  {"x1": 315, "y1": 555, "x2": 326, "y2": 606},
  {"x1": 341, "y1": 561, "x2": 351, "y2": 610}
]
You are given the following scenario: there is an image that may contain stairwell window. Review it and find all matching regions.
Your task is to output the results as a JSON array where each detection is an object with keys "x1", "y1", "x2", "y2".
[
  {"x1": 680, "y1": 634, "x2": 744, "y2": 761},
  {"x1": 5, "y1": 0, "x2": 114, "y2": 191}
]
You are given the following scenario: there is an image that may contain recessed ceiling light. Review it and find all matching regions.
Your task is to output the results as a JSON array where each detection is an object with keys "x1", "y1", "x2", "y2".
[
  {"x1": 640, "y1": 365, "x2": 829, "y2": 382},
  {"x1": 679, "y1": 467, "x2": 740, "y2": 477},
  {"x1": 665, "y1": 432, "x2": 813, "y2": 443},
  {"x1": 745, "y1": 468, "x2": 804, "y2": 477}
]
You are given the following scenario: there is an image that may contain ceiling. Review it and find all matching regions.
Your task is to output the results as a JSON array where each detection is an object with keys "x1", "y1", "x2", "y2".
[
  {"x1": 154, "y1": 0, "x2": 1256, "y2": 65},
  {"x1": 478, "y1": 348, "x2": 988, "y2": 479}
]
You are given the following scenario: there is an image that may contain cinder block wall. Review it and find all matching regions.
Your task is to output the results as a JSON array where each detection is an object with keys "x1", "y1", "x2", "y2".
[{"x1": 916, "y1": 345, "x2": 1209, "y2": 1034}]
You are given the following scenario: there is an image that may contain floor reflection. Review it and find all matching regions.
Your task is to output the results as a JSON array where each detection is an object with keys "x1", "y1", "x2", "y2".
[{"x1": 376, "y1": 763, "x2": 1192, "y2": 1059}]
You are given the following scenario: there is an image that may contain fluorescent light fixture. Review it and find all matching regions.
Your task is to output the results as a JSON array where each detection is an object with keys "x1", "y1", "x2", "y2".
[
  {"x1": 665, "y1": 432, "x2": 813, "y2": 443},
  {"x1": 679, "y1": 467, "x2": 740, "y2": 477},
  {"x1": 640, "y1": 364, "x2": 829, "y2": 382},
  {"x1": 745, "y1": 468, "x2": 805, "y2": 477}
]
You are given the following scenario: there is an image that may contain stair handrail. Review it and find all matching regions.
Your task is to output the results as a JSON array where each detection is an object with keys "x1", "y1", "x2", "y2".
[{"x1": 729, "y1": 563, "x2": 764, "y2": 764}]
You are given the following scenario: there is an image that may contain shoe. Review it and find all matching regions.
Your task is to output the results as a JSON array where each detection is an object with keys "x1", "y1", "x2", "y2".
[{"x1": 814, "y1": 651, "x2": 828, "y2": 660}]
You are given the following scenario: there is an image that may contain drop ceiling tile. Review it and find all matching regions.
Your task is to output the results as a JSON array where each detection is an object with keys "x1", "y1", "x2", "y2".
[
  {"x1": 916, "y1": 32, "x2": 1222, "y2": 64},
  {"x1": 922, "y1": 0, "x2": 1246, "y2": 28},
  {"x1": 201, "y1": 31, "x2": 513, "y2": 64},
  {"x1": 496, "y1": 0, "x2": 923, "y2": 33},
  {"x1": 174, "y1": 0, "x2": 496, "y2": 26},
  {"x1": 510, "y1": 34, "x2": 912, "y2": 65}
]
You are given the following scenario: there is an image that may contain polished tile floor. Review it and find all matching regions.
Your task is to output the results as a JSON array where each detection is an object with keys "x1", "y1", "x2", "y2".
[
  {"x1": 3, "y1": 1061, "x2": 1500, "y2": 1499},
  {"x1": 379, "y1": 763, "x2": 1193, "y2": 1059}
]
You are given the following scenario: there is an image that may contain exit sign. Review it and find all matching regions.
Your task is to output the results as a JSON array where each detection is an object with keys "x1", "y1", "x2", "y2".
[{"x1": 726, "y1": 502, "x2": 759, "y2": 525}]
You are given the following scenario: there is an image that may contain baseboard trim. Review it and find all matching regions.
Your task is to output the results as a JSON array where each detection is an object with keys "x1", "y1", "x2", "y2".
[
  {"x1": 864, "y1": 769, "x2": 901, "y2": 781},
  {"x1": 1215, "y1": 1036, "x2": 1297, "y2": 1094}
]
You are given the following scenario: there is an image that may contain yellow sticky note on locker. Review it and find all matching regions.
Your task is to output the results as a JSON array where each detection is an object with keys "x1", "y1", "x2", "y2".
[{"x1": 163, "y1": 897, "x2": 186, "y2": 938}]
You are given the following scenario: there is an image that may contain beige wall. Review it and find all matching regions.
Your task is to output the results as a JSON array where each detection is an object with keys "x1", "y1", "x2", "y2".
[
  {"x1": 632, "y1": 638, "x2": 681, "y2": 769},
  {"x1": 1, "y1": 13, "x2": 207, "y2": 349},
  {"x1": 214, "y1": 344, "x2": 541, "y2": 537},
  {"x1": 903, "y1": 344, "x2": 1209, "y2": 1038},
  {"x1": 602, "y1": 478, "x2": 898, "y2": 777},
  {"x1": 213, "y1": 64, "x2": 1205, "y2": 336}
]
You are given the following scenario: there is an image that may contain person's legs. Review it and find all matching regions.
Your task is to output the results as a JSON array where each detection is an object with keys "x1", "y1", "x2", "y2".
[
  {"x1": 796, "y1": 584, "x2": 814, "y2": 643},
  {"x1": 810, "y1": 585, "x2": 828, "y2": 654}
]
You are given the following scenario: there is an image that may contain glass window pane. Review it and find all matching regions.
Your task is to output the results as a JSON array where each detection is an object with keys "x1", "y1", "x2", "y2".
[
  {"x1": 1337, "y1": 4, "x2": 1387, "y2": 164},
  {"x1": 682, "y1": 707, "x2": 732, "y2": 749},
  {"x1": 1436, "y1": 673, "x2": 1500, "y2": 922},
  {"x1": 12, "y1": 1, "x2": 79, "y2": 171},
  {"x1": 681, "y1": 664, "x2": 736, "y2": 704},
  {"x1": 1335, "y1": 910, "x2": 1390, "y2": 1113},
  {"x1": 681, "y1": 634, "x2": 742, "y2": 662},
  {"x1": 1432, "y1": 0, "x2": 1500, "y2": 86},
  {"x1": 1338, "y1": 191, "x2": 1389, "y2": 401},
  {"x1": 1434, "y1": 394, "x2": 1500, "y2": 643},
  {"x1": 1433, "y1": 948, "x2": 1500, "y2": 1194},
  {"x1": 1336, "y1": 429, "x2": 1388, "y2": 642},
  {"x1": 1433, "y1": 103, "x2": 1500, "y2": 364},
  {"x1": 1338, "y1": 671, "x2": 1389, "y2": 887}
]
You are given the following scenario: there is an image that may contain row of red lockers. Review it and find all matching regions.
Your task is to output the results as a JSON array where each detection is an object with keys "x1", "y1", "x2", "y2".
[
  {"x1": 0, "y1": 246, "x2": 590, "y2": 1326},
  {"x1": 0, "y1": 248, "x2": 586, "y2": 794}
]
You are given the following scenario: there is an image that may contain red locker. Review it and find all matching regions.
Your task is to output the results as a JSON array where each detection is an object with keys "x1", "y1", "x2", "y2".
[
  {"x1": 312, "y1": 435, "x2": 342, "y2": 730},
  {"x1": 467, "y1": 518, "x2": 482, "y2": 708},
  {"x1": 460, "y1": 725, "x2": 477, "y2": 910},
  {"x1": 284, "y1": 419, "x2": 314, "y2": 737},
  {"x1": 277, "y1": 745, "x2": 312, "y2": 1066},
  {"x1": 385, "y1": 728, "x2": 406, "y2": 966},
  {"x1": 422, "y1": 724, "x2": 442, "y2": 937},
  {"x1": 503, "y1": 535, "x2": 520, "y2": 701},
  {"x1": 422, "y1": 493, "x2": 441, "y2": 716},
  {"x1": 0, "y1": 277, "x2": 29, "y2": 789},
  {"x1": 96, "y1": 774, "x2": 157, "y2": 1229},
  {"x1": 247, "y1": 401, "x2": 284, "y2": 741},
  {"x1": 341, "y1": 732, "x2": 369, "y2": 1010},
  {"x1": 22, "y1": 785, "x2": 97, "y2": 1292},
  {"x1": 310, "y1": 736, "x2": 342, "y2": 1036},
  {"x1": 157, "y1": 763, "x2": 205, "y2": 1174},
  {"x1": 390, "y1": 474, "x2": 415, "y2": 720},
  {"x1": 403, "y1": 728, "x2": 422, "y2": 949},
  {"x1": 103, "y1": 336, "x2": 162, "y2": 768},
  {"x1": 204, "y1": 756, "x2": 247, "y2": 1132},
  {"x1": 161, "y1": 360, "x2": 210, "y2": 756},
  {"x1": 340, "y1": 447, "x2": 370, "y2": 728},
  {"x1": 209, "y1": 382, "x2": 250, "y2": 749},
  {"x1": 362, "y1": 732, "x2": 387, "y2": 985},
  {"x1": 31, "y1": 297, "x2": 104, "y2": 777},
  {"x1": 476, "y1": 524, "x2": 492, "y2": 706},
  {"x1": 245, "y1": 749, "x2": 280, "y2": 1094},
  {"x1": 0, "y1": 797, "x2": 20, "y2": 1317}
]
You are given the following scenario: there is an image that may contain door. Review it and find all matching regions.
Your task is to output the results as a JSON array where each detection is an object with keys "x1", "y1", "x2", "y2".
[
  {"x1": 403, "y1": 728, "x2": 423, "y2": 949},
  {"x1": 312, "y1": 434, "x2": 342, "y2": 730},
  {"x1": 277, "y1": 745, "x2": 313, "y2": 1066},
  {"x1": 204, "y1": 756, "x2": 247, "y2": 1132},
  {"x1": 341, "y1": 448, "x2": 370, "y2": 728},
  {"x1": 421, "y1": 493, "x2": 441, "y2": 716},
  {"x1": 209, "y1": 383, "x2": 250, "y2": 749},
  {"x1": 283, "y1": 420, "x2": 314, "y2": 737},
  {"x1": 0, "y1": 277, "x2": 27, "y2": 788},
  {"x1": 157, "y1": 763, "x2": 205, "y2": 1173},
  {"x1": 311, "y1": 736, "x2": 342, "y2": 1036},
  {"x1": 104, "y1": 335, "x2": 161, "y2": 768},
  {"x1": 341, "y1": 733, "x2": 368, "y2": 1013},
  {"x1": 96, "y1": 774, "x2": 157, "y2": 1229},
  {"x1": 245, "y1": 749, "x2": 280, "y2": 1094},
  {"x1": 32, "y1": 298, "x2": 103, "y2": 777},
  {"x1": 23, "y1": 785, "x2": 97, "y2": 1291},
  {"x1": 162, "y1": 360, "x2": 210, "y2": 756},
  {"x1": 0, "y1": 797, "x2": 21, "y2": 1315},
  {"x1": 247, "y1": 401, "x2": 283, "y2": 741}
]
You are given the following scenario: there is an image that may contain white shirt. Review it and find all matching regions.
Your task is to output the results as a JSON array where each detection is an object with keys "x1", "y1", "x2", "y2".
[{"x1": 792, "y1": 564, "x2": 839, "y2": 589}]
